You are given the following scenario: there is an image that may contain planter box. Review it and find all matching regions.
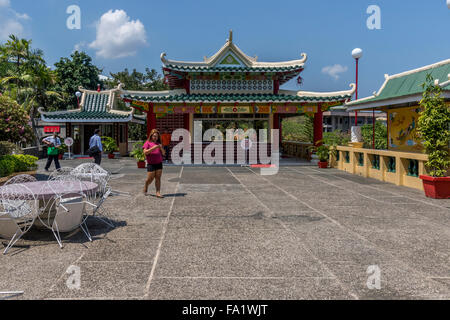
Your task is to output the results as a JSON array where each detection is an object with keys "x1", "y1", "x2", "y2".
[
  {"x1": 107, "y1": 153, "x2": 115, "y2": 159},
  {"x1": 419, "y1": 175, "x2": 450, "y2": 199},
  {"x1": 137, "y1": 161, "x2": 146, "y2": 169},
  {"x1": 318, "y1": 161, "x2": 328, "y2": 168},
  {"x1": 0, "y1": 170, "x2": 37, "y2": 185}
]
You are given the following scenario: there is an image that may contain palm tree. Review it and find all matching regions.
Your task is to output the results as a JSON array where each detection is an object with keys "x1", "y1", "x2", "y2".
[{"x1": 1, "y1": 35, "x2": 61, "y2": 146}]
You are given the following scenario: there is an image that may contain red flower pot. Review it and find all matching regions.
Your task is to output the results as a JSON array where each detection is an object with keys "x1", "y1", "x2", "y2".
[
  {"x1": 419, "y1": 175, "x2": 450, "y2": 199},
  {"x1": 108, "y1": 153, "x2": 115, "y2": 159},
  {"x1": 137, "y1": 161, "x2": 146, "y2": 168},
  {"x1": 318, "y1": 161, "x2": 328, "y2": 168},
  {"x1": 58, "y1": 154, "x2": 63, "y2": 160}
]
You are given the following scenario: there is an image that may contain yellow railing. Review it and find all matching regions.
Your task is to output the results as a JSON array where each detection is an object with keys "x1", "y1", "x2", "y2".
[
  {"x1": 331, "y1": 146, "x2": 429, "y2": 190},
  {"x1": 282, "y1": 141, "x2": 312, "y2": 160}
]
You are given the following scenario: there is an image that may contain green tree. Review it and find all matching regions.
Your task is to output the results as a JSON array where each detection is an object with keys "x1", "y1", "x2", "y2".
[
  {"x1": 106, "y1": 68, "x2": 168, "y2": 91},
  {"x1": 0, "y1": 95, "x2": 33, "y2": 144},
  {"x1": 53, "y1": 51, "x2": 102, "y2": 110},
  {"x1": 0, "y1": 35, "x2": 61, "y2": 146},
  {"x1": 282, "y1": 115, "x2": 314, "y2": 142},
  {"x1": 361, "y1": 121, "x2": 387, "y2": 149},
  {"x1": 417, "y1": 74, "x2": 450, "y2": 177}
]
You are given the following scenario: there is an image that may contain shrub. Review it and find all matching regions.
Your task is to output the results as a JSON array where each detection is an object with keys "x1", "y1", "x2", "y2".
[
  {"x1": 417, "y1": 74, "x2": 450, "y2": 177},
  {"x1": 0, "y1": 95, "x2": 34, "y2": 143},
  {"x1": 130, "y1": 141, "x2": 145, "y2": 161},
  {"x1": 0, "y1": 159, "x2": 15, "y2": 177},
  {"x1": 0, "y1": 154, "x2": 38, "y2": 174},
  {"x1": 361, "y1": 121, "x2": 387, "y2": 149},
  {"x1": 322, "y1": 130, "x2": 351, "y2": 146},
  {"x1": 0, "y1": 141, "x2": 23, "y2": 156},
  {"x1": 101, "y1": 136, "x2": 118, "y2": 154}
]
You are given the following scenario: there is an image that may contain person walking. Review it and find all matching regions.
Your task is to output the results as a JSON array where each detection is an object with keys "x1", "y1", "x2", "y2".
[
  {"x1": 89, "y1": 129, "x2": 103, "y2": 165},
  {"x1": 143, "y1": 129, "x2": 165, "y2": 198},
  {"x1": 43, "y1": 132, "x2": 61, "y2": 172},
  {"x1": 160, "y1": 127, "x2": 172, "y2": 163}
]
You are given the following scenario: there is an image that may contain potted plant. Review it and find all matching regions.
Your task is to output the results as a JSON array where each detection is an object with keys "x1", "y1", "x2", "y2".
[
  {"x1": 417, "y1": 74, "x2": 450, "y2": 199},
  {"x1": 308, "y1": 141, "x2": 333, "y2": 168},
  {"x1": 130, "y1": 141, "x2": 146, "y2": 168},
  {"x1": 58, "y1": 143, "x2": 68, "y2": 160},
  {"x1": 102, "y1": 136, "x2": 118, "y2": 159},
  {"x1": 316, "y1": 145, "x2": 330, "y2": 168}
]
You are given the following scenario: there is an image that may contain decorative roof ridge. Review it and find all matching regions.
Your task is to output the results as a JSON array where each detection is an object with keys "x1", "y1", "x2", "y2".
[
  {"x1": 438, "y1": 73, "x2": 450, "y2": 89},
  {"x1": 345, "y1": 94, "x2": 378, "y2": 106},
  {"x1": 121, "y1": 89, "x2": 186, "y2": 97},
  {"x1": 384, "y1": 58, "x2": 450, "y2": 81},
  {"x1": 280, "y1": 83, "x2": 356, "y2": 97},
  {"x1": 38, "y1": 107, "x2": 83, "y2": 116},
  {"x1": 160, "y1": 31, "x2": 307, "y2": 69}
]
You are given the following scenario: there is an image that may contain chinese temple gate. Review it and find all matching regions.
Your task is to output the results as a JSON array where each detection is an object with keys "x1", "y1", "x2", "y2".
[{"x1": 121, "y1": 31, "x2": 355, "y2": 162}]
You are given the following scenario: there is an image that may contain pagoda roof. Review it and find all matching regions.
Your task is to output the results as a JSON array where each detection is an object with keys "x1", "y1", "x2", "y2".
[
  {"x1": 346, "y1": 59, "x2": 450, "y2": 111},
  {"x1": 121, "y1": 85, "x2": 355, "y2": 104},
  {"x1": 39, "y1": 85, "x2": 145, "y2": 123},
  {"x1": 161, "y1": 30, "x2": 307, "y2": 72}
]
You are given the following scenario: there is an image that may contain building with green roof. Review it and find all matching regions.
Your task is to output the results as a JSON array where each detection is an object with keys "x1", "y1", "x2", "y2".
[
  {"x1": 346, "y1": 59, "x2": 450, "y2": 152},
  {"x1": 120, "y1": 31, "x2": 356, "y2": 156},
  {"x1": 38, "y1": 85, "x2": 145, "y2": 156}
]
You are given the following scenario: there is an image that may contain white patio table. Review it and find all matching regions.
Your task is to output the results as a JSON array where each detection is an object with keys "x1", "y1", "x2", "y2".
[{"x1": 0, "y1": 180, "x2": 98, "y2": 229}]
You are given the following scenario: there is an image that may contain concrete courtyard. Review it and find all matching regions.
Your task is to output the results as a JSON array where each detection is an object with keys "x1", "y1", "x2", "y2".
[{"x1": 1, "y1": 158, "x2": 449, "y2": 300}]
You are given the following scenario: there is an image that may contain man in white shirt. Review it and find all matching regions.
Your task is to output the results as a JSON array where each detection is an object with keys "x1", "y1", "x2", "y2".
[
  {"x1": 89, "y1": 129, "x2": 103, "y2": 165},
  {"x1": 43, "y1": 132, "x2": 61, "y2": 171}
]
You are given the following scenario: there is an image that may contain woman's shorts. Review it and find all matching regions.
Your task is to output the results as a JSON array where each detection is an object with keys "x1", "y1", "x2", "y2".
[{"x1": 147, "y1": 162, "x2": 163, "y2": 172}]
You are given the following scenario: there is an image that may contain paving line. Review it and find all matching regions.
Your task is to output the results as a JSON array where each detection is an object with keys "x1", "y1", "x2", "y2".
[
  {"x1": 157, "y1": 276, "x2": 337, "y2": 280},
  {"x1": 288, "y1": 167, "x2": 450, "y2": 229},
  {"x1": 247, "y1": 167, "x2": 450, "y2": 291},
  {"x1": 226, "y1": 167, "x2": 360, "y2": 300},
  {"x1": 143, "y1": 166, "x2": 184, "y2": 298},
  {"x1": 303, "y1": 166, "x2": 450, "y2": 210}
]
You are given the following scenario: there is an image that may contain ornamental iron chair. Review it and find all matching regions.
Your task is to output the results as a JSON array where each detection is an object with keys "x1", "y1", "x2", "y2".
[
  {"x1": 0, "y1": 184, "x2": 39, "y2": 254},
  {"x1": 3, "y1": 174, "x2": 37, "y2": 186},
  {"x1": 72, "y1": 163, "x2": 111, "y2": 196},
  {"x1": 38, "y1": 178, "x2": 93, "y2": 248},
  {"x1": 84, "y1": 185, "x2": 115, "y2": 228},
  {"x1": 47, "y1": 167, "x2": 74, "y2": 180}
]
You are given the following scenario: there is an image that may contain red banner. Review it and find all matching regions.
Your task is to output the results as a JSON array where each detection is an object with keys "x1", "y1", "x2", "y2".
[{"x1": 44, "y1": 126, "x2": 60, "y2": 133}]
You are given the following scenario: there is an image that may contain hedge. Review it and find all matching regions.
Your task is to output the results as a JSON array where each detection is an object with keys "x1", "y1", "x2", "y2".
[{"x1": 0, "y1": 154, "x2": 38, "y2": 177}]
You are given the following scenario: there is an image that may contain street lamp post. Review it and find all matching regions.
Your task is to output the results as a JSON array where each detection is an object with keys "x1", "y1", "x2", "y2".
[
  {"x1": 75, "y1": 91, "x2": 82, "y2": 108},
  {"x1": 351, "y1": 48, "x2": 363, "y2": 126}
]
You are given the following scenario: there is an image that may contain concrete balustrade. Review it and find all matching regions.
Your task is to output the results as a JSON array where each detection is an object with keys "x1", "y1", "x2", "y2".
[
  {"x1": 281, "y1": 141, "x2": 430, "y2": 191},
  {"x1": 331, "y1": 146, "x2": 429, "y2": 190}
]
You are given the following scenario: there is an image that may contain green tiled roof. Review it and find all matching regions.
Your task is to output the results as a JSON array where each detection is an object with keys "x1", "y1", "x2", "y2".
[
  {"x1": 122, "y1": 93, "x2": 351, "y2": 103},
  {"x1": 165, "y1": 64, "x2": 303, "y2": 73},
  {"x1": 349, "y1": 61, "x2": 450, "y2": 106},
  {"x1": 83, "y1": 93, "x2": 109, "y2": 112},
  {"x1": 43, "y1": 111, "x2": 130, "y2": 121}
]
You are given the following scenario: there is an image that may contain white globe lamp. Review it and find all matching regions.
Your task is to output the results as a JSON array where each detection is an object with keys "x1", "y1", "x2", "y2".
[{"x1": 352, "y1": 48, "x2": 363, "y2": 60}]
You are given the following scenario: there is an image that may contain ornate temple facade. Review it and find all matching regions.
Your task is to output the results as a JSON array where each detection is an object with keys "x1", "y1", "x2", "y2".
[{"x1": 121, "y1": 32, "x2": 356, "y2": 160}]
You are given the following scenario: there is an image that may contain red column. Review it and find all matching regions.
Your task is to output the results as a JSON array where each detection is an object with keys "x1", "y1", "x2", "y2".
[
  {"x1": 183, "y1": 114, "x2": 190, "y2": 131},
  {"x1": 125, "y1": 123, "x2": 129, "y2": 154},
  {"x1": 313, "y1": 104, "x2": 323, "y2": 146}
]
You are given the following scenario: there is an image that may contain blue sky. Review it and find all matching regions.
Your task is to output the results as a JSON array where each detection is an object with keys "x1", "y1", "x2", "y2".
[{"x1": 2, "y1": 0, "x2": 450, "y2": 98}]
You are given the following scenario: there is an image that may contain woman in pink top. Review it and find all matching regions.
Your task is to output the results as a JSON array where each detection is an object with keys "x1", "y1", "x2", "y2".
[{"x1": 143, "y1": 129, "x2": 165, "y2": 197}]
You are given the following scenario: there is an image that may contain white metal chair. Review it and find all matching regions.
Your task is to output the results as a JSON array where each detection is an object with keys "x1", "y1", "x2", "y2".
[
  {"x1": 3, "y1": 174, "x2": 37, "y2": 186},
  {"x1": 38, "y1": 179, "x2": 93, "y2": 248},
  {"x1": 0, "y1": 184, "x2": 38, "y2": 254},
  {"x1": 72, "y1": 163, "x2": 111, "y2": 196},
  {"x1": 84, "y1": 185, "x2": 115, "y2": 228},
  {"x1": 47, "y1": 167, "x2": 74, "y2": 180}
]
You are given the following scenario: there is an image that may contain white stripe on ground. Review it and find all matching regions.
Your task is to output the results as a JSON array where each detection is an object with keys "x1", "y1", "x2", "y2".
[
  {"x1": 226, "y1": 167, "x2": 360, "y2": 300},
  {"x1": 144, "y1": 166, "x2": 184, "y2": 298}
]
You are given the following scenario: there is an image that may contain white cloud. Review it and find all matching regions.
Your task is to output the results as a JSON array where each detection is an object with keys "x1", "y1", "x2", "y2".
[
  {"x1": 321, "y1": 64, "x2": 348, "y2": 80},
  {"x1": 0, "y1": 0, "x2": 30, "y2": 41},
  {"x1": 89, "y1": 9, "x2": 147, "y2": 59}
]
